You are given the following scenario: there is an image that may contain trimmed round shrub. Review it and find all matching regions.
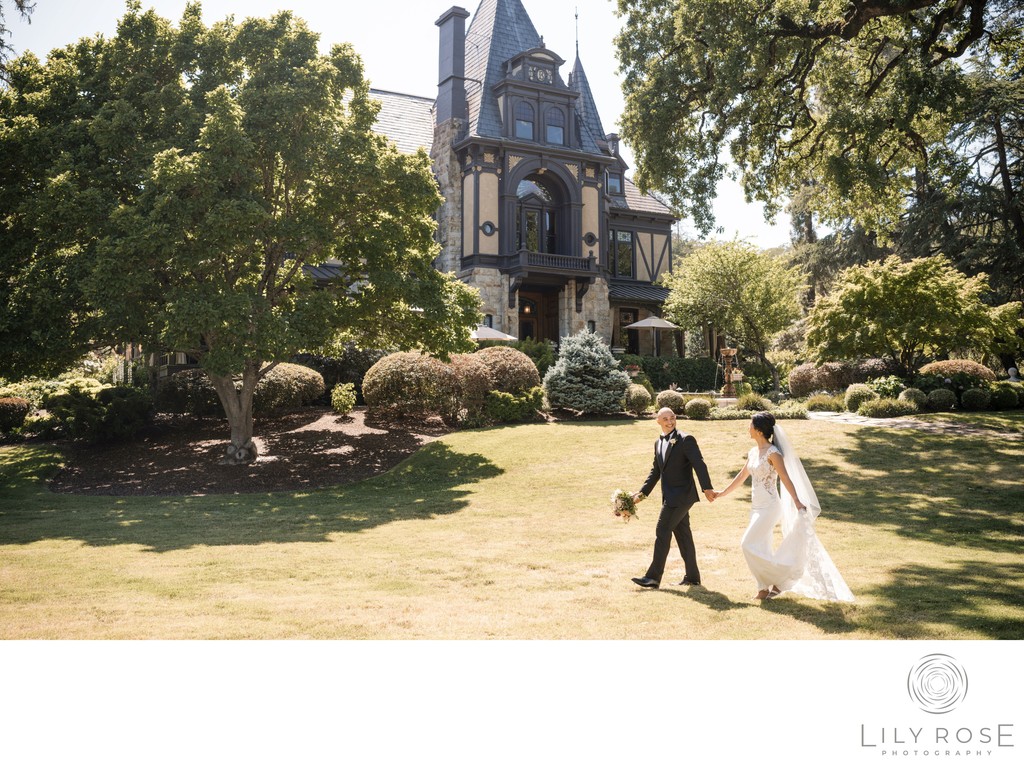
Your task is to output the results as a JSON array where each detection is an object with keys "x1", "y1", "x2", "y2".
[
  {"x1": 816, "y1": 361, "x2": 855, "y2": 392},
  {"x1": 156, "y1": 369, "x2": 222, "y2": 417},
  {"x1": 788, "y1": 363, "x2": 818, "y2": 398},
  {"x1": 844, "y1": 384, "x2": 878, "y2": 413},
  {"x1": 926, "y1": 388, "x2": 957, "y2": 412},
  {"x1": 655, "y1": 389, "x2": 685, "y2": 414},
  {"x1": 363, "y1": 352, "x2": 454, "y2": 417},
  {"x1": 805, "y1": 393, "x2": 844, "y2": 412},
  {"x1": 254, "y1": 363, "x2": 325, "y2": 415},
  {"x1": 330, "y1": 383, "x2": 357, "y2": 416},
  {"x1": 624, "y1": 383, "x2": 652, "y2": 416},
  {"x1": 919, "y1": 359, "x2": 996, "y2": 382},
  {"x1": 0, "y1": 397, "x2": 31, "y2": 432},
  {"x1": 858, "y1": 398, "x2": 918, "y2": 418},
  {"x1": 898, "y1": 388, "x2": 928, "y2": 408},
  {"x1": 735, "y1": 392, "x2": 773, "y2": 411},
  {"x1": 684, "y1": 397, "x2": 712, "y2": 420},
  {"x1": 293, "y1": 347, "x2": 387, "y2": 405},
  {"x1": 960, "y1": 387, "x2": 991, "y2": 411},
  {"x1": 989, "y1": 383, "x2": 1019, "y2": 410},
  {"x1": 474, "y1": 346, "x2": 541, "y2": 394},
  {"x1": 449, "y1": 353, "x2": 494, "y2": 424},
  {"x1": 484, "y1": 387, "x2": 544, "y2": 423},
  {"x1": 543, "y1": 331, "x2": 629, "y2": 414}
]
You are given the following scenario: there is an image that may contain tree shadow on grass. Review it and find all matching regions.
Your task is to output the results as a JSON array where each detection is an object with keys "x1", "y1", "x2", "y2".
[
  {"x1": 856, "y1": 559, "x2": 1024, "y2": 639},
  {"x1": 0, "y1": 442, "x2": 502, "y2": 553},
  {"x1": 802, "y1": 427, "x2": 1024, "y2": 555}
]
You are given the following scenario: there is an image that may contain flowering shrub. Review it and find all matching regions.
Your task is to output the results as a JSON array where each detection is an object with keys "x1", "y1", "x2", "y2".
[
  {"x1": 918, "y1": 360, "x2": 995, "y2": 397},
  {"x1": 867, "y1": 375, "x2": 906, "y2": 398}
]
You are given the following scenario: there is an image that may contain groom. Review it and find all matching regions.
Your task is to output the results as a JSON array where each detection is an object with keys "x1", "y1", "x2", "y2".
[{"x1": 631, "y1": 407, "x2": 716, "y2": 589}]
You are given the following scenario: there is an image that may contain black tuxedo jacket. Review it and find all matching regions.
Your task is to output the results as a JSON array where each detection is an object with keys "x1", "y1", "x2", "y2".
[{"x1": 640, "y1": 429, "x2": 713, "y2": 509}]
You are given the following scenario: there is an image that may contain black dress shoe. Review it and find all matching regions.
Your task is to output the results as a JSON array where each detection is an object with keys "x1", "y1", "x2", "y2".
[
  {"x1": 631, "y1": 577, "x2": 660, "y2": 589},
  {"x1": 679, "y1": 578, "x2": 702, "y2": 586}
]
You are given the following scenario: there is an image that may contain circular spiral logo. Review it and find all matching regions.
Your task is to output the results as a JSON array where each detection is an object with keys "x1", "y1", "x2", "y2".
[{"x1": 907, "y1": 654, "x2": 968, "y2": 714}]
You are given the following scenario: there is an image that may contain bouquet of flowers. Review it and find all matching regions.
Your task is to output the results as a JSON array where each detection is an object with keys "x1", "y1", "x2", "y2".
[{"x1": 610, "y1": 489, "x2": 638, "y2": 522}]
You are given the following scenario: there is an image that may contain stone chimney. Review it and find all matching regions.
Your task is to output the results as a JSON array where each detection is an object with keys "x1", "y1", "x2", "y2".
[{"x1": 435, "y1": 7, "x2": 470, "y2": 125}]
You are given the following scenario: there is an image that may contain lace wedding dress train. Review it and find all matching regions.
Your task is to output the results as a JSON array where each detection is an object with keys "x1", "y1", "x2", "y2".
[{"x1": 741, "y1": 426, "x2": 854, "y2": 602}]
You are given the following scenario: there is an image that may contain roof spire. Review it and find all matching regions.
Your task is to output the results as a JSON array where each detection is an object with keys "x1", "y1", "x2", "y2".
[{"x1": 575, "y1": 6, "x2": 579, "y2": 57}]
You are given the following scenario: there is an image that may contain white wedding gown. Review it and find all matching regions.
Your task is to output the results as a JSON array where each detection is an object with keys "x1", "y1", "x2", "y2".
[{"x1": 741, "y1": 431, "x2": 854, "y2": 602}]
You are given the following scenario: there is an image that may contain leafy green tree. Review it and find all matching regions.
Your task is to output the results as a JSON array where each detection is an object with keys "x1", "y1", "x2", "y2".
[
  {"x1": 805, "y1": 255, "x2": 1021, "y2": 375},
  {"x1": 615, "y1": 0, "x2": 1019, "y2": 235},
  {"x1": 0, "y1": 3, "x2": 479, "y2": 463},
  {"x1": 662, "y1": 240, "x2": 805, "y2": 392},
  {"x1": 0, "y1": 0, "x2": 33, "y2": 82}
]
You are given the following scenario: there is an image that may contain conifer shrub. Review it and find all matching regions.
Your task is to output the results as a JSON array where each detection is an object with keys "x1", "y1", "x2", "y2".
[
  {"x1": 474, "y1": 346, "x2": 541, "y2": 394},
  {"x1": 655, "y1": 389, "x2": 685, "y2": 414},
  {"x1": 926, "y1": 388, "x2": 957, "y2": 412},
  {"x1": 543, "y1": 331, "x2": 630, "y2": 414},
  {"x1": 858, "y1": 398, "x2": 918, "y2": 418},
  {"x1": 844, "y1": 383, "x2": 878, "y2": 413}
]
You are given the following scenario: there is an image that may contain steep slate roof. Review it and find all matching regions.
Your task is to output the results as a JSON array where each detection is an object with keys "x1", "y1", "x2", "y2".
[
  {"x1": 568, "y1": 54, "x2": 606, "y2": 154},
  {"x1": 370, "y1": 89, "x2": 435, "y2": 154},
  {"x1": 612, "y1": 177, "x2": 675, "y2": 217},
  {"x1": 464, "y1": 0, "x2": 542, "y2": 139}
]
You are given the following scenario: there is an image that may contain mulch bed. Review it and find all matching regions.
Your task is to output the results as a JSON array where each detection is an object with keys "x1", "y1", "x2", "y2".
[{"x1": 46, "y1": 407, "x2": 451, "y2": 497}]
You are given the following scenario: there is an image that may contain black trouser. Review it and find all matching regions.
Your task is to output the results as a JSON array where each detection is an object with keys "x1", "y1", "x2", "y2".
[{"x1": 644, "y1": 502, "x2": 699, "y2": 584}]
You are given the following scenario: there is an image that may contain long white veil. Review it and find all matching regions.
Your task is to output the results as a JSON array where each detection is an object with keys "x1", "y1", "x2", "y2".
[{"x1": 773, "y1": 424, "x2": 855, "y2": 602}]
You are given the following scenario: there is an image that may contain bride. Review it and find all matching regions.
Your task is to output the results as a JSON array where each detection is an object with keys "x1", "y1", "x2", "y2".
[{"x1": 711, "y1": 412, "x2": 854, "y2": 602}]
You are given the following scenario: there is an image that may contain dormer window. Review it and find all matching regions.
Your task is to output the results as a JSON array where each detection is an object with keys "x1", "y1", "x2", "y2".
[
  {"x1": 545, "y1": 108, "x2": 565, "y2": 145},
  {"x1": 515, "y1": 101, "x2": 535, "y2": 140},
  {"x1": 607, "y1": 172, "x2": 623, "y2": 195}
]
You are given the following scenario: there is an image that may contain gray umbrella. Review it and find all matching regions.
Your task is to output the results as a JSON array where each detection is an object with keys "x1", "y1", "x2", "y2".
[
  {"x1": 624, "y1": 316, "x2": 680, "y2": 330},
  {"x1": 470, "y1": 325, "x2": 518, "y2": 341}
]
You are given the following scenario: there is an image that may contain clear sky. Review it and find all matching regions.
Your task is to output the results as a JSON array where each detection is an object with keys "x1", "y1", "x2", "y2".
[{"x1": 7, "y1": 0, "x2": 793, "y2": 248}]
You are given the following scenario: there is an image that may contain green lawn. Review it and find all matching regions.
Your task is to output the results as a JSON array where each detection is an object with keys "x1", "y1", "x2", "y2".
[{"x1": 1, "y1": 418, "x2": 1022, "y2": 639}]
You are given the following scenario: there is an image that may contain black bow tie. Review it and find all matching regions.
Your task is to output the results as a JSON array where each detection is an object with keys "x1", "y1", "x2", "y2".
[{"x1": 661, "y1": 433, "x2": 673, "y2": 441}]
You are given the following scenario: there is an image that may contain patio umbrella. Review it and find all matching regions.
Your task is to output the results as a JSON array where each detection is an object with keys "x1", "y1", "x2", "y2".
[
  {"x1": 624, "y1": 316, "x2": 680, "y2": 330},
  {"x1": 624, "y1": 315, "x2": 679, "y2": 356},
  {"x1": 470, "y1": 324, "x2": 518, "y2": 341}
]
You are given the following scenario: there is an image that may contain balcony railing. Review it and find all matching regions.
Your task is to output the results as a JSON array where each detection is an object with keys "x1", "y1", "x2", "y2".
[{"x1": 462, "y1": 249, "x2": 596, "y2": 276}]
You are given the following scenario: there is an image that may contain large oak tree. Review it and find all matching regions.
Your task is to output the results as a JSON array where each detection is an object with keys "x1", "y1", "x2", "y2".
[{"x1": 0, "y1": 2, "x2": 480, "y2": 463}]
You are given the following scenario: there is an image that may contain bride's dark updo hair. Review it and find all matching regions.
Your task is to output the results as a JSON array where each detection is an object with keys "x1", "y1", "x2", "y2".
[{"x1": 751, "y1": 411, "x2": 776, "y2": 443}]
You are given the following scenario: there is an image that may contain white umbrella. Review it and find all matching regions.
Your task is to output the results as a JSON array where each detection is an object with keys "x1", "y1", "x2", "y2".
[
  {"x1": 624, "y1": 316, "x2": 680, "y2": 330},
  {"x1": 470, "y1": 324, "x2": 518, "y2": 341}
]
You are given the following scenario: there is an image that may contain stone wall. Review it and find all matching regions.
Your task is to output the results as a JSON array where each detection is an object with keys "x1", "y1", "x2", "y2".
[{"x1": 430, "y1": 118, "x2": 465, "y2": 275}]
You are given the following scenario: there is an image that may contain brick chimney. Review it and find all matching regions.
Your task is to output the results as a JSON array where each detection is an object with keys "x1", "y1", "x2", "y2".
[{"x1": 435, "y1": 6, "x2": 470, "y2": 125}]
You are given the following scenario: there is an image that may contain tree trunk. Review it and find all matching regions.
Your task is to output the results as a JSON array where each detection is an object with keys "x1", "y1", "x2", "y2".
[
  {"x1": 994, "y1": 116, "x2": 1024, "y2": 252},
  {"x1": 208, "y1": 364, "x2": 261, "y2": 465}
]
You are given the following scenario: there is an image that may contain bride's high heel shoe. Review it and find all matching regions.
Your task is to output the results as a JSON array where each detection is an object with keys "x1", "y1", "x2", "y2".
[{"x1": 765, "y1": 586, "x2": 782, "y2": 600}]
